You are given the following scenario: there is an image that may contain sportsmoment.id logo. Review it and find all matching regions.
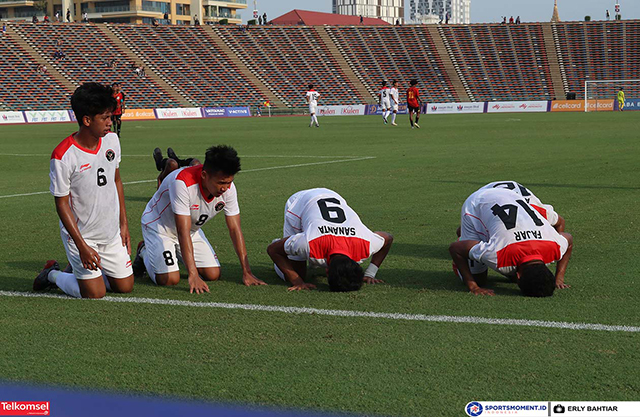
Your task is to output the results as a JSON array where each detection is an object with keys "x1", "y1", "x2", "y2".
[
  {"x1": 465, "y1": 402, "x2": 548, "y2": 416},
  {"x1": 0, "y1": 401, "x2": 50, "y2": 415}
]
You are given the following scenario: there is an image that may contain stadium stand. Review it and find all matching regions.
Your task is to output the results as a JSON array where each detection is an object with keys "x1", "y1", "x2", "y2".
[
  {"x1": 440, "y1": 23, "x2": 555, "y2": 101},
  {"x1": 554, "y1": 21, "x2": 640, "y2": 99},
  {"x1": 0, "y1": 32, "x2": 71, "y2": 111},
  {"x1": 10, "y1": 22, "x2": 181, "y2": 109},
  {"x1": 108, "y1": 24, "x2": 269, "y2": 107},
  {"x1": 213, "y1": 25, "x2": 365, "y2": 107},
  {"x1": 2, "y1": 20, "x2": 640, "y2": 111},
  {"x1": 326, "y1": 25, "x2": 459, "y2": 102}
]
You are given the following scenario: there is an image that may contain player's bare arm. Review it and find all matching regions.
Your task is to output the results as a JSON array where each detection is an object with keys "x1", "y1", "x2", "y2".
[
  {"x1": 365, "y1": 231, "x2": 394, "y2": 284},
  {"x1": 175, "y1": 213, "x2": 210, "y2": 294},
  {"x1": 555, "y1": 232, "x2": 573, "y2": 289},
  {"x1": 449, "y1": 240, "x2": 495, "y2": 296},
  {"x1": 553, "y1": 215, "x2": 565, "y2": 233},
  {"x1": 54, "y1": 195, "x2": 101, "y2": 271},
  {"x1": 225, "y1": 214, "x2": 266, "y2": 286},
  {"x1": 114, "y1": 168, "x2": 130, "y2": 255},
  {"x1": 267, "y1": 238, "x2": 315, "y2": 291}
]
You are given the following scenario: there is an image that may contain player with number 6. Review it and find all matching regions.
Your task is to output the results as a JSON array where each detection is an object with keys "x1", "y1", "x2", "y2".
[
  {"x1": 449, "y1": 184, "x2": 573, "y2": 297},
  {"x1": 267, "y1": 188, "x2": 393, "y2": 291}
]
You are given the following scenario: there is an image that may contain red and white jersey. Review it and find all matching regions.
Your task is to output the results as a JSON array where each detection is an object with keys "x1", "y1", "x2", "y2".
[
  {"x1": 390, "y1": 87, "x2": 399, "y2": 104},
  {"x1": 306, "y1": 90, "x2": 320, "y2": 106},
  {"x1": 462, "y1": 188, "x2": 568, "y2": 276},
  {"x1": 479, "y1": 181, "x2": 559, "y2": 226},
  {"x1": 49, "y1": 132, "x2": 122, "y2": 243},
  {"x1": 141, "y1": 165, "x2": 239, "y2": 238},
  {"x1": 284, "y1": 188, "x2": 385, "y2": 267},
  {"x1": 379, "y1": 87, "x2": 391, "y2": 105}
]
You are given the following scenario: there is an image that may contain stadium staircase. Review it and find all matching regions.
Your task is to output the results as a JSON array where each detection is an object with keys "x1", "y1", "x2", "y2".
[
  {"x1": 316, "y1": 27, "x2": 373, "y2": 103},
  {"x1": 542, "y1": 23, "x2": 567, "y2": 99},
  {"x1": 202, "y1": 25, "x2": 285, "y2": 108},
  {"x1": 101, "y1": 24, "x2": 191, "y2": 107},
  {"x1": 427, "y1": 26, "x2": 469, "y2": 101}
]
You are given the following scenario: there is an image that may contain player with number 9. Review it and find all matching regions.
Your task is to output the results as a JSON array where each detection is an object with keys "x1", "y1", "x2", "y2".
[
  {"x1": 135, "y1": 145, "x2": 266, "y2": 294},
  {"x1": 449, "y1": 186, "x2": 573, "y2": 297},
  {"x1": 267, "y1": 188, "x2": 394, "y2": 291}
]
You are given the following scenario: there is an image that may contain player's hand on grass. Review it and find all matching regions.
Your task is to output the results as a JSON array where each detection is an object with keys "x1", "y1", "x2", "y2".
[
  {"x1": 242, "y1": 272, "x2": 267, "y2": 286},
  {"x1": 555, "y1": 280, "x2": 571, "y2": 289},
  {"x1": 287, "y1": 282, "x2": 316, "y2": 291},
  {"x1": 188, "y1": 275, "x2": 210, "y2": 294},
  {"x1": 80, "y1": 244, "x2": 101, "y2": 271},
  {"x1": 470, "y1": 286, "x2": 494, "y2": 296},
  {"x1": 364, "y1": 277, "x2": 385, "y2": 284}
]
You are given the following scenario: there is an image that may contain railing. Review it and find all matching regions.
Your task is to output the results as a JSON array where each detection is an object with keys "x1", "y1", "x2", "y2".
[{"x1": 95, "y1": 4, "x2": 130, "y2": 12}]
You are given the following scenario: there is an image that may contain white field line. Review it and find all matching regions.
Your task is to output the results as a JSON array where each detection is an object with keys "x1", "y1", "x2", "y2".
[
  {"x1": 1, "y1": 290, "x2": 638, "y2": 333},
  {"x1": 0, "y1": 157, "x2": 375, "y2": 199},
  {"x1": 0, "y1": 154, "x2": 369, "y2": 158}
]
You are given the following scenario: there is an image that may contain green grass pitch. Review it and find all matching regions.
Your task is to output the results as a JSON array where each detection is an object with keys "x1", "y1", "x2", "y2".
[{"x1": 0, "y1": 113, "x2": 639, "y2": 416}]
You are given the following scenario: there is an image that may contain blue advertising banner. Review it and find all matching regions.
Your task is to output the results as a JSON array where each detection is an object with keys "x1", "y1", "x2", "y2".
[
  {"x1": 201, "y1": 107, "x2": 252, "y2": 118},
  {"x1": 615, "y1": 99, "x2": 640, "y2": 111}
]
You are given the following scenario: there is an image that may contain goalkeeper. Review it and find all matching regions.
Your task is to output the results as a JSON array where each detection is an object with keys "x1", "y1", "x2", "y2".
[{"x1": 617, "y1": 87, "x2": 625, "y2": 111}]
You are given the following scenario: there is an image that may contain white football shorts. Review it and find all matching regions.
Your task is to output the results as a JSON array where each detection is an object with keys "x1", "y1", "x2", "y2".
[
  {"x1": 392, "y1": 103, "x2": 399, "y2": 112},
  {"x1": 459, "y1": 216, "x2": 489, "y2": 275},
  {"x1": 62, "y1": 230, "x2": 133, "y2": 280},
  {"x1": 309, "y1": 104, "x2": 317, "y2": 115},
  {"x1": 142, "y1": 227, "x2": 220, "y2": 283}
]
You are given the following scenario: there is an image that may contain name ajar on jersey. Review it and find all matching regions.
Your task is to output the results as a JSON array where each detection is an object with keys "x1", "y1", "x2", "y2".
[
  {"x1": 514, "y1": 230, "x2": 543, "y2": 241},
  {"x1": 318, "y1": 225, "x2": 357, "y2": 236}
]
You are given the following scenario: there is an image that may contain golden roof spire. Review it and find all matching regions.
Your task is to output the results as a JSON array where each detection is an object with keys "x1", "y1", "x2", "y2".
[{"x1": 551, "y1": 0, "x2": 561, "y2": 22}]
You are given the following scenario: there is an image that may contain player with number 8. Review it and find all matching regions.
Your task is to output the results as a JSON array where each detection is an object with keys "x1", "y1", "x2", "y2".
[{"x1": 135, "y1": 145, "x2": 266, "y2": 294}]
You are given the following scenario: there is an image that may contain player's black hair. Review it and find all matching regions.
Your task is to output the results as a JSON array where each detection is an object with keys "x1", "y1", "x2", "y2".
[
  {"x1": 70, "y1": 82, "x2": 116, "y2": 126},
  {"x1": 392, "y1": 80, "x2": 397, "y2": 85},
  {"x1": 111, "y1": 82, "x2": 119, "y2": 87},
  {"x1": 308, "y1": 84, "x2": 313, "y2": 89},
  {"x1": 410, "y1": 79, "x2": 418, "y2": 86},
  {"x1": 203, "y1": 145, "x2": 241, "y2": 176},
  {"x1": 381, "y1": 80, "x2": 387, "y2": 87},
  {"x1": 517, "y1": 262, "x2": 555, "y2": 297},
  {"x1": 327, "y1": 254, "x2": 364, "y2": 292}
]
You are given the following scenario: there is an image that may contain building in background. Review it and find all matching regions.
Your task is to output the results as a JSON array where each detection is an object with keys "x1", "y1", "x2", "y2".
[
  {"x1": 0, "y1": 0, "x2": 246, "y2": 25},
  {"x1": 332, "y1": 0, "x2": 404, "y2": 25},
  {"x1": 409, "y1": 0, "x2": 470, "y2": 24}
]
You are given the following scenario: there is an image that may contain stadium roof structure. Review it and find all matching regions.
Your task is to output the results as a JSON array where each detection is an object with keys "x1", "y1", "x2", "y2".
[{"x1": 270, "y1": 10, "x2": 390, "y2": 26}]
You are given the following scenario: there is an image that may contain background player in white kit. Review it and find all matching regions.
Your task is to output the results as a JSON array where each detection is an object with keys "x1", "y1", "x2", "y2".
[
  {"x1": 267, "y1": 188, "x2": 393, "y2": 291},
  {"x1": 135, "y1": 145, "x2": 266, "y2": 294},
  {"x1": 34, "y1": 83, "x2": 134, "y2": 298},
  {"x1": 389, "y1": 80, "x2": 400, "y2": 126},
  {"x1": 449, "y1": 187, "x2": 573, "y2": 297},
  {"x1": 378, "y1": 81, "x2": 391, "y2": 124},
  {"x1": 306, "y1": 84, "x2": 320, "y2": 128}
]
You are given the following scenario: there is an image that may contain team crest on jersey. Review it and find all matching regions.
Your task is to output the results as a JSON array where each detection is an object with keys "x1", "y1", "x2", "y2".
[
  {"x1": 105, "y1": 149, "x2": 116, "y2": 162},
  {"x1": 215, "y1": 202, "x2": 225, "y2": 212}
]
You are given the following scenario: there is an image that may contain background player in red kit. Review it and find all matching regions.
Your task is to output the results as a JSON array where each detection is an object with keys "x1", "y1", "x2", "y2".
[
  {"x1": 407, "y1": 79, "x2": 422, "y2": 129},
  {"x1": 34, "y1": 83, "x2": 134, "y2": 298},
  {"x1": 267, "y1": 188, "x2": 393, "y2": 291},
  {"x1": 111, "y1": 82, "x2": 125, "y2": 137}
]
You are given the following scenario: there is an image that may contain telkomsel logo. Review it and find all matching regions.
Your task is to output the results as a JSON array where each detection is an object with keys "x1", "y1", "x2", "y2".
[
  {"x1": 466, "y1": 401, "x2": 484, "y2": 416},
  {"x1": 0, "y1": 401, "x2": 50, "y2": 415}
]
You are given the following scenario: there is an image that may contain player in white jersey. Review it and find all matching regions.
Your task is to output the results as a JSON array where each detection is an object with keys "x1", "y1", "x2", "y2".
[
  {"x1": 306, "y1": 84, "x2": 320, "y2": 128},
  {"x1": 267, "y1": 188, "x2": 394, "y2": 291},
  {"x1": 34, "y1": 83, "x2": 134, "y2": 299},
  {"x1": 389, "y1": 80, "x2": 399, "y2": 126},
  {"x1": 479, "y1": 181, "x2": 565, "y2": 232},
  {"x1": 135, "y1": 145, "x2": 266, "y2": 294},
  {"x1": 449, "y1": 187, "x2": 573, "y2": 297},
  {"x1": 378, "y1": 81, "x2": 391, "y2": 124}
]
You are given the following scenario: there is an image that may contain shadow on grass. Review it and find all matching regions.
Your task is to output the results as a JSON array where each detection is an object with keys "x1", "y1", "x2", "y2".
[{"x1": 391, "y1": 242, "x2": 451, "y2": 260}]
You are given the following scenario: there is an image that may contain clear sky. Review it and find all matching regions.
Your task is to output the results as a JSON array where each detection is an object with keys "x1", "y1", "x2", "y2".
[{"x1": 248, "y1": 0, "x2": 638, "y2": 24}]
